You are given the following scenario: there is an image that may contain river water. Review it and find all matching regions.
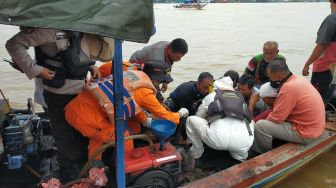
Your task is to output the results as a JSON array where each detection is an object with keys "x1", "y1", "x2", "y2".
[{"x1": 0, "y1": 2, "x2": 335, "y2": 187}]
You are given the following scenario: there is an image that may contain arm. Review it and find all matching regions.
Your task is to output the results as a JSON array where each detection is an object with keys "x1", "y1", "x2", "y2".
[
  {"x1": 134, "y1": 88, "x2": 181, "y2": 125},
  {"x1": 5, "y1": 28, "x2": 55, "y2": 79},
  {"x1": 303, "y1": 16, "x2": 336, "y2": 76},
  {"x1": 267, "y1": 92, "x2": 295, "y2": 123},
  {"x1": 302, "y1": 43, "x2": 327, "y2": 76},
  {"x1": 244, "y1": 57, "x2": 257, "y2": 77},
  {"x1": 195, "y1": 93, "x2": 215, "y2": 118},
  {"x1": 249, "y1": 93, "x2": 261, "y2": 114}
]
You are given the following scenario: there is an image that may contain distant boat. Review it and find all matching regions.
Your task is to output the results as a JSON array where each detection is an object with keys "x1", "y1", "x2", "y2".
[{"x1": 174, "y1": 0, "x2": 207, "y2": 9}]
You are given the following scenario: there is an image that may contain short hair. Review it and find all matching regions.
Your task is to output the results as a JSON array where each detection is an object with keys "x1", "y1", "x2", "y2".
[
  {"x1": 170, "y1": 38, "x2": 188, "y2": 54},
  {"x1": 239, "y1": 74, "x2": 255, "y2": 89},
  {"x1": 263, "y1": 41, "x2": 279, "y2": 50},
  {"x1": 266, "y1": 59, "x2": 289, "y2": 74},
  {"x1": 330, "y1": 0, "x2": 336, "y2": 3},
  {"x1": 224, "y1": 69, "x2": 239, "y2": 87},
  {"x1": 198, "y1": 72, "x2": 214, "y2": 82}
]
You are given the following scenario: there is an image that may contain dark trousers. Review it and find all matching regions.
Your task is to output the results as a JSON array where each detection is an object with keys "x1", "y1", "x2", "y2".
[
  {"x1": 43, "y1": 90, "x2": 88, "y2": 183},
  {"x1": 311, "y1": 70, "x2": 332, "y2": 103}
]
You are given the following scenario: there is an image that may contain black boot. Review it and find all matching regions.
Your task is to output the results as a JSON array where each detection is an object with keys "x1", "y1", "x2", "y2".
[{"x1": 59, "y1": 160, "x2": 82, "y2": 183}]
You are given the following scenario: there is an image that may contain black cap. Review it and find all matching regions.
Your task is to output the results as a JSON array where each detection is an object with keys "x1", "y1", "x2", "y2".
[{"x1": 143, "y1": 62, "x2": 173, "y2": 83}]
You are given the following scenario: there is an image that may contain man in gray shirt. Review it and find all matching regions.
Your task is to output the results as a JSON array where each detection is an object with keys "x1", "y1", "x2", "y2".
[
  {"x1": 129, "y1": 38, "x2": 188, "y2": 93},
  {"x1": 302, "y1": 0, "x2": 336, "y2": 103}
]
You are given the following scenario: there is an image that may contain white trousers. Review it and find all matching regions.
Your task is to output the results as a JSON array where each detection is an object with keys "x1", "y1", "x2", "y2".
[{"x1": 186, "y1": 116, "x2": 254, "y2": 161}]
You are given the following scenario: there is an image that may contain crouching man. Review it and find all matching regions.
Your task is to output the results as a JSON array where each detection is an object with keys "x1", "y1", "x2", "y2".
[
  {"x1": 186, "y1": 77, "x2": 254, "y2": 162},
  {"x1": 64, "y1": 70, "x2": 188, "y2": 186}
]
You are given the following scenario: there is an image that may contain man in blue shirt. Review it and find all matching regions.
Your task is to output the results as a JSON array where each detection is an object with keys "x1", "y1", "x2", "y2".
[{"x1": 165, "y1": 72, "x2": 213, "y2": 116}]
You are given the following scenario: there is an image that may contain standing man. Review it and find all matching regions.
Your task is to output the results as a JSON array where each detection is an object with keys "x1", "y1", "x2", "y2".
[
  {"x1": 245, "y1": 41, "x2": 286, "y2": 86},
  {"x1": 252, "y1": 60, "x2": 325, "y2": 154},
  {"x1": 5, "y1": 28, "x2": 100, "y2": 187},
  {"x1": 164, "y1": 72, "x2": 214, "y2": 116},
  {"x1": 129, "y1": 38, "x2": 188, "y2": 92},
  {"x1": 302, "y1": 0, "x2": 336, "y2": 103}
]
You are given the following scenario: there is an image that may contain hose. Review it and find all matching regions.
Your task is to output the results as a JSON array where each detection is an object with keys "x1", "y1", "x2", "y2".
[
  {"x1": 79, "y1": 133, "x2": 154, "y2": 178},
  {"x1": 24, "y1": 164, "x2": 41, "y2": 179}
]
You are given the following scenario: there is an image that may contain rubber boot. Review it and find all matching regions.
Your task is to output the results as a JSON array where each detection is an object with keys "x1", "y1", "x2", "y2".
[
  {"x1": 180, "y1": 147, "x2": 195, "y2": 172},
  {"x1": 59, "y1": 160, "x2": 82, "y2": 183}
]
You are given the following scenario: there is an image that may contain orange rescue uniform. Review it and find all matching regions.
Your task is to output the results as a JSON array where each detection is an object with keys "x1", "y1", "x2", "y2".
[{"x1": 65, "y1": 71, "x2": 180, "y2": 160}]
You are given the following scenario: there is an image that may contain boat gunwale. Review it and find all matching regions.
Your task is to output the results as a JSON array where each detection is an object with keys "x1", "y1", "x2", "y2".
[{"x1": 181, "y1": 130, "x2": 336, "y2": 188}]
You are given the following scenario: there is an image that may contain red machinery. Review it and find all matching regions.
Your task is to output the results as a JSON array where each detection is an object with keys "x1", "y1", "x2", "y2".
[{"x1": 125, "y1": 120, "x2": 184, "y2": 188}]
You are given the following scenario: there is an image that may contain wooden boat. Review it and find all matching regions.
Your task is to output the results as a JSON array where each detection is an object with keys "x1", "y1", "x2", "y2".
[
  {"x1": 174, "y1": 3, "x2": 208, "y2": 10},
  {"x1": 181, "y1": 121, "x2": 336, "y2": 188}
]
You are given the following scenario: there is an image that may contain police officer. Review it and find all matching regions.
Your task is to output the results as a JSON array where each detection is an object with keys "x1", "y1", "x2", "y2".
[{"x1": 6, "y1": 27, "x2": 99, "y2": 187}]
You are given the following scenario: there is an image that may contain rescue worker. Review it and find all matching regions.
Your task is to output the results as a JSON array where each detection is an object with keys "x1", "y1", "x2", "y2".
[
  {"x1": 244, "y1": 41, "x2": 286, "y2": 86},
  {"x1": 64, "y1": 69, "x2": 189, "y2": 186},
  {"x1": 186, "y1": 77, "x2": 254, "y2": 162},
  {"x1": 129, "y1": 38, "x2": 188, "y2": 93},
  {"x1": 5, "y1": 27, "x2": 113, "y2": 187},
  {"x1": 98, "y1": 61, "x2": 172, "y2": 102},
  {"x1": 165, "y1": 72, "x2": 214, "y2": 116}
]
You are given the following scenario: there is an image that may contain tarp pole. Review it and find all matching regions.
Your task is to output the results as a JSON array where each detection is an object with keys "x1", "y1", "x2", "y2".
[{"x1": 112, "y1": 39, "x2": 126, "y2": 188}]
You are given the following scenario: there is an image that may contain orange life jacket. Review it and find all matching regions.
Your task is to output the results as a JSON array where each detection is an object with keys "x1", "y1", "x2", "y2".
[{"x1": 85, "y1": 70, "x2": 156, "y2": 123}]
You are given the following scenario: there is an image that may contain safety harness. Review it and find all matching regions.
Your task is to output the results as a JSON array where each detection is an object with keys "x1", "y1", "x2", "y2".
[{"x1": 207, "y1": 90, "x2": 253, "y2": 136}]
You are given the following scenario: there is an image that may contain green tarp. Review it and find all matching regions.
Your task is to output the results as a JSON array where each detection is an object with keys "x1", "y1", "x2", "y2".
[{"x1": 0, "y1": 0, "x2": 154, "y2": 43}]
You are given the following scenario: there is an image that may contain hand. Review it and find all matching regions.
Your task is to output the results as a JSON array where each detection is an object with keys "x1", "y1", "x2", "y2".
[
  {"x1": 90, "y1": 65, "x2": 100, "y2": 79},
  {"x1": 250, "y1": 93, "x2": 261, "y2": 104},
  {"x1": 41, "y1": 178, "x2": 61, "y2": 188},
  {"x1": 39, "y1": 68, "x2": 55, "y2": 80},
  {"x1": 88, "y1": 167, "x2": 108, "y2": 186},
  {"x1": 178, "y1": 108, "x2": 189, "y2": 117},
  {"x1": 143, "y1": 117, "x2": 152, "y2": 129},
  {"x1": 302, "y1": 65, "x2": 309, "y2": 76},
  {"x1": 160, "y1": 82, "x2": 168, "y2": 93}
]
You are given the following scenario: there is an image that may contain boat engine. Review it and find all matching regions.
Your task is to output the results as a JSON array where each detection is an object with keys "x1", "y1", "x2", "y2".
[
  {"x1": 125, "y1": 120, "x2": 194, "y2": 188},
  {"x1": 125, "y1": 143, "x2": 182, "y2": 188},
  {"x1": 1, "y1": 111, "x2": 55, "y2": 170}
]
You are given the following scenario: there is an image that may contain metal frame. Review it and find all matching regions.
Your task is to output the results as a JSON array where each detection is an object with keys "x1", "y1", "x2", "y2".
[{"x1": 112, "y1": 39, "x2": 126, "y2": 188}]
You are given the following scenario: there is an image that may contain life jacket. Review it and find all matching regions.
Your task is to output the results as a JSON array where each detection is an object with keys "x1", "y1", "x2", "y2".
[
  {"x1": 254, "y1": 54, "x2": 285, "y2": 84},
  {"x1": 35, "y1": 31, "x2": 95, "y2": 88},
  {"x1": 85, "y1": 70, "x2": 156, "y2": 124},
  {"x1": 207, "y1": 90, "x2": 253, "y2": 136}
]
